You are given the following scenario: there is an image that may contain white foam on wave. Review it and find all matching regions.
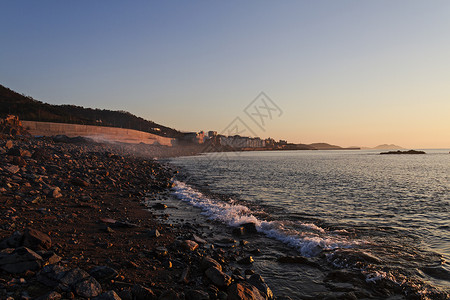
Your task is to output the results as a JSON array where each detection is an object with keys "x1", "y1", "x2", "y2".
[{"x1": 172, "y1": 180, "x2": 358, "y2": 257}]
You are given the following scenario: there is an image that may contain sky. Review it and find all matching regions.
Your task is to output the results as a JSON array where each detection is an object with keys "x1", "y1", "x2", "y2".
[{"x1": 1, "y1": 1, "x2": 449, "y2": 148}]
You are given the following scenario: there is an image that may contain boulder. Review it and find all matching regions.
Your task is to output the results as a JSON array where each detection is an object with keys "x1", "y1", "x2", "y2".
[
  {"x1": 131, "y1": 284, "x2": 157, "y2": 300},
  {"x1": 75, "y1": 276, "x2": 103, "y2": 298},
  {"x1": 242, "y1": 223, "x2": 258, "y2": 234},
  {"x1": 201, "y1": 256, "x2": 222, "y2": 272},
  {"x1": 37, "y1": 264, "x2": 68, "y2": 287},
  {"x1": 248, "y1": 274, "x2": 274, "y2": 299},
  {"x1": 238, "y1": 256, "x2": 254, "y2": 265},
  {"x1": 182, "y1": 240, "x2": 199, "y2": 251},
  {"x1": 205, "y1": 266, "x2": 232, "y2": 288},
  {"x1": 58, "y1": 268, "x2": 90, "y2": 291},
  {"x1": 0, "y1": 247, "x2": 43, "y2": 273},
  {"x1": 22, "y1": 228, "x2": 52, "y2": 250},
  {"x1": 227, "y1": 282, "x2": 265, "y2": 300},
  {"x1": 36, "y1": 291, "x2": 62, "y2": 300},
  {"x1": 4, "y1": 164, "x2": 20, "y2": 174},
  {"x1": 0, "y1": 230, "x2": 23, "y2": 249},
  {"x1": 185, "y1": 289, "x2": 209, "y2": 300},
  {"x1": 89, "y1": 265, "x2": 119, "y2": 281},
  {"x1": 94, "y1": 291, "x2": 122, "y2": 300}
]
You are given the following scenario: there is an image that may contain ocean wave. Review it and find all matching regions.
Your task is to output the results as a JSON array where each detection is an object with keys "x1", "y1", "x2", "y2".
[{"x1": 172, "y1": 180, "x2": 358, "y2": 257}]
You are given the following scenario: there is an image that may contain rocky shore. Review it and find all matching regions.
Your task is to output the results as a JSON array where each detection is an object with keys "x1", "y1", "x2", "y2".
[{"x1": 0, "y1": 135, "x2": 275, "y2": 300}]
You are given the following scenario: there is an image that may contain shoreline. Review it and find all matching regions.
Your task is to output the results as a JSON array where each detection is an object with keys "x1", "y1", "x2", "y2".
[{"x1": 0, "y1": 136, "x2": 275, "y2": 299}]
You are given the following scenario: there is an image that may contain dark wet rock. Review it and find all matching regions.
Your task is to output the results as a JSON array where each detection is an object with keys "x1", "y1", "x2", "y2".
[
  {"x1": 242, "y1": 223, "x2": 258, "y2": 234},
  {"x1": 38, "y1": 251, "x2": 62, "y2": 265},
  {"x1": 178, "y1": 266, "x2": 189, "y2": 283},
  {"x1": 0, "y1": 247, "x2": 43, "y2": 273},
  {"x1": 201, "y1": 256, "x2": 222, "y2": 271},
  {"x1": 0, "y1": 230, "x2": 23, "y2": 249},
  {"x1": 185, "y1": 289, "x2": 209, "y2": 300},
  {"x1": 182, "y1": 240, "x2": 198, "y2": 251},
  {"x1": 37, "y1": 264, "x2": 68, "y2": 287},
  {"x1": 118, "y1": 289, "x2": 133, "y2": 300},
  {"x1": 238, "y1": 256, "x2": 254, "y2": 265},
  {"x1": 8, "y1": 147, "x2": 31, "y2": 157},
  {"x1": 89, "y1": 265, "x2": 119, "y2": 281},
  {"x1": 155, "y1": 247, "x2": 168, "y2": 257},
  {"x1": 94, "y1": 290, "x2": 122, "y2": 300},
  {"x1": 191, "y1": 234, "x2": 207, "y2": 244},
  {"x1": 248, "y1": 274, "x2": 274, "y2": 299},
  {"x1": 232, "y1": 227, "x2": 245, "y2": 236},
  {"x1": 71, "y1": 177, "x2": 90, "y2": 187},
  {"x1": 36, "y1": 291, "x2": 62, "y2": 300},
  {"x1": 58, "y1": 268, "x2": 90, "y2": 291},
  {"x1": 22, "y1": 228, "x2": 52, "y2": 250},
  {"x1": 205, "y1": 266, "x2": 232, "y2": 287},
  {"x1": 132, "y1": 284, "x2": 157, "y2": 300},
  {"x1": 152, "y1": 203, "x2": 168, "y2": 210},
  {"x1": 74, "y1": 276, "x2": 103, "y2": 298},
  {"x1": 147, "y1": 229, "x2": 161, "y2": 238},
  {"x1": 159, "y1": 289, "x2": 183, "y2": 300},
  {"x1": 227, "y1": 282, "x2": 265, "y2": 300}
]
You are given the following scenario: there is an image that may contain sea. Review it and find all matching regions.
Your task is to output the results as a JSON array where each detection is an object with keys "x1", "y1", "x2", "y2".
[{"x1": 166, "y1": 149, "x2": 450, "y2": 299}]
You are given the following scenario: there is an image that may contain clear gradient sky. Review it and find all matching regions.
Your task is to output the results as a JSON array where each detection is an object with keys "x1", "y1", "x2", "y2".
[{"x1": 1, "y1": 1, "x2": 449, "y2": 148}]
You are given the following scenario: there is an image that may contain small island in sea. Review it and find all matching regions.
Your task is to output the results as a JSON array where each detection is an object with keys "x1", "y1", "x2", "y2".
[{"x1": 380, "y1": 150, "x2": 426, "y2": 155}]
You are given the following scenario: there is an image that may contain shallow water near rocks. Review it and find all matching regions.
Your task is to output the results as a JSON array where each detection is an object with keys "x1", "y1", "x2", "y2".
[{"x1": 166, "y1": 149, "x2": 450, "y2": 298}]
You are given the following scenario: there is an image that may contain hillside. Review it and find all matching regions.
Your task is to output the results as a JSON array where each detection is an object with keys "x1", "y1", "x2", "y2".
[{"x1": 0, "y1": 84, "x2": 183, "y2": 138}]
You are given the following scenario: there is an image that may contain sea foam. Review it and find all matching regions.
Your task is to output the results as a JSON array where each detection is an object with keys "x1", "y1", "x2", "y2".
[{"x1": 172, "y1": 180, "x2": 357, "y2": 257}]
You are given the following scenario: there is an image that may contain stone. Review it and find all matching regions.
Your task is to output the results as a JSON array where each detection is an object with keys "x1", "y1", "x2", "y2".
[
  {"x1": 0, "y1": 230, "x2": 23, "y2": 249},
  {"x1": 238, "y1": 256, "x2": 254, "y2": 265},
  {"x1": 94, "y1": 290, "x2": 122, "y2": 300},
  {"x1": 58, "y1": 268, "x2": 90, "y2": 291},
  {"x1": 178, "y1": 266, "x2": 189, "y2": 283},
  {"x1": 185, "y1": 289, "x2": 209, "y2": 300},
  {"x1": 37, "y1": 264, "x2": 68, "y2": 287},
  {"x1": 89, "y1": 265, "x2": 119, "y2": 281},
  {"x1": 192, "y1": 234, "x2": 207, "y2": 244},
  {"x1": 39, "y1": 251, "x2": 62, "y2": 265},
  {"x1": 242, "y1": 223, "x2": 258, "y2": 234},
  {"x1": 4, "y1": 164, "x2": 20, "y2": 174},
  {"x1": 147, "y1": 229, "x2": 160, "y2": 238},
  {"x1": 5, "y1": 140, "x2": 13, "y2": 149},
  {"x1": 248, "y1": 274, "x2": 274, "y2": 299},
  {"x1": 201, "y1": 256, "x2": 222, "y2": 272},
  {"x1": 205, "y1": 266, "x2": 232, "y2": 288},
  {"x1": 51, "y1": 187, "x2": 63, "y2": 199},
  {"x1": 131, "y1": 284, "x2": 157, "y2": 300},
  {"x1": 71, "y1": 177, "x2": 89, "y2": 187},
  {"x1": 232, "y1": 227, "x2": 245, "y2": 236},
  {"x1": 182, "y1": 240, "x2": 198, "y2": 251},
  {"x1": 22, "y1": 228, "x2": 52, "y2": 250},
  {"x1": 159, "y1": 289, "x2": 182, "y2": 300},
  {"x1": 152, "y1": 203, "x2": 167, "y2": 210},
  {"x1": 36, "y1": 291, "x2": 62, "y2": 300},
  {"x1": 227, "y1": 282, "x2": 265, "y2": 300},
  {"x1": 0, "y1": 247, "x2": 43, "y2": 273},
  {"x1": 75, "y1": 276, "x2": 102, "y2": 298}
]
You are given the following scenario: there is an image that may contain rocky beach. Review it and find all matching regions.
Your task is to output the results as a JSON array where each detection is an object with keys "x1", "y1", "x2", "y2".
[{"x1": 0, "y1": 133, "x2": 275, "y2": 300}]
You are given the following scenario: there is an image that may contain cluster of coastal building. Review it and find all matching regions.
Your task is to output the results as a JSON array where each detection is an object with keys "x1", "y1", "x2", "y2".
[{"x1": 179, "y1": 130, "x2": 280, "y2": 149}]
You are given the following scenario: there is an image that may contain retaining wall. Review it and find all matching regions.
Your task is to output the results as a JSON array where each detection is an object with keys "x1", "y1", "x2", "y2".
[{"x1": 22, "y1": 121, "x2": 175, "y2": 146}]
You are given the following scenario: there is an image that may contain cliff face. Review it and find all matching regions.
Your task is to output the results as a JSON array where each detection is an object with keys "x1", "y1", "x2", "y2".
[{"x1": 0, "y1": 84, "x2": 182, "y2": 138}]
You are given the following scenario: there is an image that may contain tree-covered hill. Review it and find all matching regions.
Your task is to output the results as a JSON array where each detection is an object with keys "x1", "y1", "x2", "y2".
[{"x1": 0, "y1": 84, "x2": 183, "y2": 138}]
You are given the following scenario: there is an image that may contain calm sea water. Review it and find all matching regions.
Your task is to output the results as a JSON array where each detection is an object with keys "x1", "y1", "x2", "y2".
[{"x1": 168, "y1": 150, "x2": 450, "y2": 298}]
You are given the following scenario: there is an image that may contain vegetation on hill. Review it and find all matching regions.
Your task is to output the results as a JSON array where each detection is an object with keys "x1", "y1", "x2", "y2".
[{"x1": 0, "y1": 84, "x2": 183, "y2": 138}]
